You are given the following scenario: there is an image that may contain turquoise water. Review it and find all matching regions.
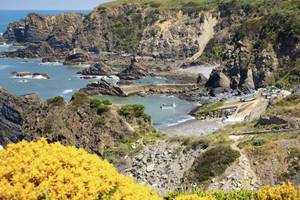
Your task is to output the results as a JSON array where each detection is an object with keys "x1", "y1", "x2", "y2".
[
  {"x1": 97, "y1": 95, "x2": 196, "y2": 128},
  {"x1": 0, "y1": 10, "x2": 90, "y2": 33},
  {"x1": 0, "y1": 57, "x2": 95, "y2": 100}
]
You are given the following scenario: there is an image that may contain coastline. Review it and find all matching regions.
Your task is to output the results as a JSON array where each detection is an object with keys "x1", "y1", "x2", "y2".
[{"x1": 159, "y1": 118, "x2": 230, "y2": 136}]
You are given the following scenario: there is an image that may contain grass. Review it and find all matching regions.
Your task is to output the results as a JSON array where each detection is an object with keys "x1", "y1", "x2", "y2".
[
  {"x1": 202, "y1": 100, "x2": 224, "y2": 112},
  {"x1": 238, "y1": 131, "x2": 300, "y2": 149},
  {"x1": 119, "y1": 104, "x2": 151, "y2": 122}
]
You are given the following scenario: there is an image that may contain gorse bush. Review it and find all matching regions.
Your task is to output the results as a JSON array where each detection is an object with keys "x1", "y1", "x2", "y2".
[{"x1": 0, "y1": 139, "x2": 161, "y2": 200}]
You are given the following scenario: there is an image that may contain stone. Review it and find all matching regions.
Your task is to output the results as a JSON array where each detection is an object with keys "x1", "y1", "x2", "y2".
[
  {"x1": 79, "y1": 62, "x2": 114, "y2": 76},
  {"x1": 42, "y1": 57, "x2": 59, "y2": 63},
  {"x1": 146, "y1": 163, "x2": 155, "y2": 172},
  {"x1": 64, "y1": 53, "x2": 90, "y2": 65},
  {"x1": 79, "y1": 79, "x2": 126, "y2": 96},
  {"x1": 118, "y1": 56, "x2": 150, "y2": 80}
]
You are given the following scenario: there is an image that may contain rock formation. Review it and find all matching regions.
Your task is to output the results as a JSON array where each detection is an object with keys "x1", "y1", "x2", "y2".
[
  {"x1": 63, "y1": 52, "x2": 90, "y2": 65},
  {"x1": 118, "y1": 56, "x2": 150, "y2": 80},
  {"x1": 79, "y1": 62, "x2": 114, "y2": 76},
  {"x1": 80, "y1": 79, "x2": 126, "y2": 96}
]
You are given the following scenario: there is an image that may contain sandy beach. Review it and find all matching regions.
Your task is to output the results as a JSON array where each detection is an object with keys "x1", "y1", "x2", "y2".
[{"x1": 160, "y1": 119, "x2": 231, "y2": 136}]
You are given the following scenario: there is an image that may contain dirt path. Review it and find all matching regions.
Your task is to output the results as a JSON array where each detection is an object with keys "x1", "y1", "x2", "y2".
[{"x1": 209, "y1": 135, "x2": 260, "y2": 192}]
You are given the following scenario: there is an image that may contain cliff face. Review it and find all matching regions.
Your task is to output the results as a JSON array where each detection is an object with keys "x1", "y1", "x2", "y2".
[
  {"x1": 0, "y1": 89, "x2": 154, "y2": 156},
  {"x1": 3, "y1": 3, "x2": 218, "y2": 60},
  {"x1": 4, "y1": 13, "x2": 84, "y2": 55},
  {"x1": 202, "y1": 0, "x2": 300, "y2": 91}
]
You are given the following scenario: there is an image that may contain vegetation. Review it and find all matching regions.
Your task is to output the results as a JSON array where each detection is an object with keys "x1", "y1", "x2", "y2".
[
  {"x1": 187, "y1": 145, "x2": 240, "y2": 183},
  {"x1": 94, "y1": 116, "x2": 106, "y2": 127},
  {"x1": 47, "y1": 96, "x2": 65, "y2": 107},
  {"x1": 1, "y1": 139, "x2": 299, "y2": 200},
  {"x1": 119, "y1": 104, "x2": 151, "y2": 122},
  {"x1": 202, "y1": 100, "x2": 224, "y2": 112},
  {"x1": 70, "y1": 92, "x2": 89, "y2": 107}
]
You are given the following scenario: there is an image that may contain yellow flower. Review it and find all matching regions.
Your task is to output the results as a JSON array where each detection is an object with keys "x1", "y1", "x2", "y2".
[{"x1": 0, "y1": 139, "x2": 162, "y2": 200}]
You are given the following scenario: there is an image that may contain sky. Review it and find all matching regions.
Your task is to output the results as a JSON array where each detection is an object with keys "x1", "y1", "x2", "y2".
[{"x1": 0, "y1": 0, "x2": 112, "y2": 10}]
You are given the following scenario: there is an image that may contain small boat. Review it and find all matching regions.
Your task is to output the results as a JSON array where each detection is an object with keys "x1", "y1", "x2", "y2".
[{"x1": 160, "y1": 102, "x2": 176, "y2": 109}]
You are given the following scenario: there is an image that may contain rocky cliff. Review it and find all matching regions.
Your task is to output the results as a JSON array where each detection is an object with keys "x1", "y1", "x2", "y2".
[
  {"x1": 3, "y1": 0, "x2": 299, "y2": 90},
  {"x1": 0, "y1": 88, "x2": 154, "y2": 156},
  {"x1": 201, "y1": 0, "x2": 300, "y2": 91},
  {"x1": 3, "y1": 2, "x2": 218, "y2": 61}
]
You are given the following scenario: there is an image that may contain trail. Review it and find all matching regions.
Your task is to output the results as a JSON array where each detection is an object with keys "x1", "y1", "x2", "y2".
[{"x1": 209, "y1": 135, "x2": 260, "y2": 192}]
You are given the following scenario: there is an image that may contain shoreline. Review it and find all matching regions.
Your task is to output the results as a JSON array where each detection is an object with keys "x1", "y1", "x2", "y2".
[{"x1": 159, "y1": 118, "x2": 231, "y2": 136}]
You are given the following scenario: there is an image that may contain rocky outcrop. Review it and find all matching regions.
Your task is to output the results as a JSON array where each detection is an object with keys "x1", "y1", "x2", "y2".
[
  {"x1": 42, "y1": 57, "x2": 59, "y2": 63},
  {"x1": 0, "y1": 88, "x2": 154, "y2": 155},
  {"x1": 4, "y1": 13, "x2": 83, "y2": 54},
  {"x1": 3, "y1": 42, "x2": 55, "y2": 58},
  {"x1": 79, "y1": 62, "x2": 114, "y2": 76},
  {"x1": 80, "y1": 79, "x2": 126, "y2": 96},
  {"x1": 3, "y1": 4, "x2": 218, "y2": 61},
  {"x1": 118, "y1": 56, "x2": 150, "y2": 80},
  {"x1": 63, "y1": 52, "x2": 90, "y2": 65}
]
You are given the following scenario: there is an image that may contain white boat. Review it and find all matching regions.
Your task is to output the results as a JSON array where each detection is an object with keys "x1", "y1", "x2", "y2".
[{"x1": 160, "y1": 102, "x2": 176, "y2": 109}]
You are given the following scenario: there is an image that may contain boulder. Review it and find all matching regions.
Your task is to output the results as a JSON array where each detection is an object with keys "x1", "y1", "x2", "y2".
[
  {"x1": 79, "y1": 62, "x2": 113, "y2": 76},
  {"x1": 196, "y1": 73, "x2": 208, "y2": 86},
  {"x1": 64, "y1": 53, "x2": 90, "y2": 65},
  {"x1": 206, "y1": 69, "x2": 231, "y2": 90},
  {"x1": 42, "y1": 57, "x2": 59, "y2": 63}
]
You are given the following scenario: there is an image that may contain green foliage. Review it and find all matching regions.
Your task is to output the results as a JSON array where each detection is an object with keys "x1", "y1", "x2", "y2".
[
  {"x1": 202, "y1": 100, "x2": 224, "y2": 112},
  {"x1": 90, "y1": 99, "x2": 111, "y2": 115},
  {"x1": 97, "y1": 6, "x2": 107, "y2": 15},
  {"x1": 97, "y1": 105, "x2": 110, "y2": 115},
  {"x1": 119, "y1": 104, "x2": 151, "y2": 122},
  {"x1": 94, "y1": 116, "x2": 106, "y2": 127},
  {"x1": 71, "y1": 92, "x2": 89, "y2": 107},
  {"x1": 47, "y1": 96, "x2": 65, "y2": 107},
  {"x1": 188, "y1": 145, "x2": 240, "y2": 183}
]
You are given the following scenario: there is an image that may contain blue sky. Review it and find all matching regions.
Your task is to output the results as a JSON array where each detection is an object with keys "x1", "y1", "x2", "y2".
[{"x1": 0, "y1": 0, "x2": 112, "y2": 10}]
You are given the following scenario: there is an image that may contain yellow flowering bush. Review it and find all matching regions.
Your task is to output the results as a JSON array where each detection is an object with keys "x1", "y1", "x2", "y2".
[
  {"x1": 0, "y1": 139, "x2": 162, "y2": 200},
  {"x1": 257, "y1": 182, "x2": 300, "y2": 200}
]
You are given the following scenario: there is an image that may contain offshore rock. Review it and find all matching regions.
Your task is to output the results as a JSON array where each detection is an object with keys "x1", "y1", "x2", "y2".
[
  {"x1": 63, "y1": 52, "x2": 90, "y2": 65},
  {"x1": 79, "y1": 62, "x2": 114, "y2": 76}
]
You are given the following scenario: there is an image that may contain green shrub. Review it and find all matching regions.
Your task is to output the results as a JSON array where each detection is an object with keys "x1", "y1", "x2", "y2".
[
  {"x1": 47, "y1": 96, "x2": 65, "y2": 107},
  {"x1": 97, "y1": 105, "x2": 110, "y2": 115},
  {"x1": 119, "y1": 104, "x2": 146, "y2": 118},
  {"x1": 101, "y1": 99, "x2": 112, "y2": 106},
  {"x1": 94, "y1": 116, "x2": 106, "y2": 127},
  {"x1": 90, "y1": 99, "x2": 103, "y2": 109},
  {"x1": 188, "y1": 145, "x2": 240, "y2": 183},
  {"x1": 251, "y1": 138, "x2": 267, "y2": 146},
  {"x1": 71, "y1": 92, "x2": 89, "y2": 107}
]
